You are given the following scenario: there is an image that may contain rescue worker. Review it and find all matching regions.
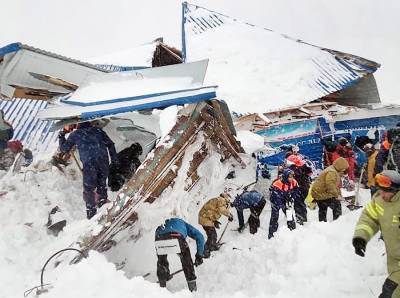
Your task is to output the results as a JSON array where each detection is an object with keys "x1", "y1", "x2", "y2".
[
  {"x1": 268, "y1": 168, "x2": 299, "y2": 239},
  {"x1": 375, "y1": 124, "x2": 400, "y2": 173},
  {"x1": 352, "y1": 170, "x2": 400, "y2": 298},
  {"x1": 0, "y1": 109, "x2": 13, "y2": 155},
  {"x1": 286, "y1": 154, "x2": 312, "y2": 224},
  {"x1": 332, "y1": 138, "x2": 356, "y2": 180},
  {"x1": 155, "y1": 218, "x2": 204, "y2": 292},
  {"x1": 108, "y1": 142, "x2": 143, "y2": 191},
  {"x1": 59, "y1": 122, "x2": 117, "y2": 219},
  {"x1": 231, "y1": 190, "x2": 266, "y2": 234},
  {"x1": 198, "y1": 193, "x2": 233, "y2": 258},
  {"x1": 311, "y1": 157, "x2": 349, "y2": 222},
  {"x1": 363, "y1": 143, "x2": 378, "y2": 196}
]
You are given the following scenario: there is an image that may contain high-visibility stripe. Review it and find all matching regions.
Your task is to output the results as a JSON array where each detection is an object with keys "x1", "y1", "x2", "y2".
[
  {"x1": 366, "y1": 203, "x2": 378, "y2": 220},
  {"x1": 356, "y1": 224, "x2": 375, "y2": 238},
  {"x1": 375, "y1": 203, "x2": 384, "y2": 216}
]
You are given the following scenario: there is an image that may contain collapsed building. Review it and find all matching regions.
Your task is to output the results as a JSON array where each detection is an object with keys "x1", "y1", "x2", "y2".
[
  {"x1": 0, "y1": 2, "x2": 399, "y2": 275},
  {"x1": 181, "y1": 2, "x2": 400, "y2": 168}
]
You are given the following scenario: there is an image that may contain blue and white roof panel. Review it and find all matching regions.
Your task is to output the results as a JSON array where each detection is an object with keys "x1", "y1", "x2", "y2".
[
  {"x1": 0, "y1": 98, "x2": 57, "y2": 152},
  {"x1": 38, "y1": 59, "x2": 217, "y2": 120},
  {"x1": 182, "y1": 3, "x2": 380, "y2": 113}
]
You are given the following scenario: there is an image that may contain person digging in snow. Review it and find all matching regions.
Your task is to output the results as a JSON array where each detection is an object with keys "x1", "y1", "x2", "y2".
[
  {"x1": 268, "y1": 168, "x2": 299, "y2": 239},
  {"x1": 155, "y1": 218, "x2": 205, "y2": 292},
  {"x1": 198, "y1": 193, "x2": 233, "y2": 258},
  {"x1": 286, "y1": 154, "x2": 312, "y2": 224},
  {"x1": 59, "y1": 121, "x2": 117, "y2": 219},
  {"x1": 311, "y1": 157, "x2": 349, "y2": 222},
  {"x1": 0, "y1": 109, "x2": 13, "y2": 155},
  {"x1": 108, "y1": 142, "x2": 142, "y2": 191},
  {"x1": 231, "y1": 190, "x2": 266, "y2": 234},
  {"x1": 353, "y1": 170, "x2": 400, "y2": 298}
]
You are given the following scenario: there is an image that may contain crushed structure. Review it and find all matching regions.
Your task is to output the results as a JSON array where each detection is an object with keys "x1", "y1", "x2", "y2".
[{"x1": 75, "y1": 100, "x2": 245, "y2": 254}]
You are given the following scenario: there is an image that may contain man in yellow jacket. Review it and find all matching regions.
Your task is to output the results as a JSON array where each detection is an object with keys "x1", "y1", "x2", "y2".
[
  {"x1": 311, "y1": 157, "x2": 349, "y2": 221},
  {"x1": 198, "y1": 193, "x2": 233, "y2": 258},
  {"x1": 353, "y1": 170, "x2": 400, "y2": 298},
  {"x1": 363, "y1": 143, "x2": 379, "y2": 196}
]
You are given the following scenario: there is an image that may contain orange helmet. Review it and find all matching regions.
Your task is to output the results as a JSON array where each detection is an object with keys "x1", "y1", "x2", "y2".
[{"x1": 286, "y1": 154, "x2": 304, "y2": 167}]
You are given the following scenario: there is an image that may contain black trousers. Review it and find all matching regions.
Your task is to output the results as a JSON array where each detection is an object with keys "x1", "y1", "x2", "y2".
[
  {"x1": 294, "y1": 188, "x2": 308, "y2": 223},
  {"x1": 156, "y1": 234, "x2": 196, "y2": 284},
  {"x1": 379, "y1": 277, "x2": 398, "y2": 298},
  {"x1": 203, "y1": 226, "x2": 218, "y2": 257},
  {"x1": 268, "y1": 203, "x2": 296, "y2": 237},
  {"x1": 248, "y1": 198, "x2": 266, "y2": 234},
  {"x1": 317, "y1": 198, "x2": 342, "y2": 222}
]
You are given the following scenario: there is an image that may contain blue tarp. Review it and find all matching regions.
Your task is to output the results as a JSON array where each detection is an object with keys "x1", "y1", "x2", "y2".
[{"x1": 256, "y1": 114, "x2": 400, "y2": 169}]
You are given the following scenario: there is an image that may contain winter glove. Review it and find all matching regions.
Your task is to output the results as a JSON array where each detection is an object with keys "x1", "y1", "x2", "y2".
[
  {"x1": 194, "y1": 254, "x2": 203, "y2": 267},
  {"x1": 352, "y1": 238, "x2": 366, "y2": 257},
  {"x1": 214, "y1": 221, "x2": 221, "y2": 229},
  {"x1": 58, "y1": 129, "x2": 67, "y2": 138},
  {"x1": 228, "y1": 214, "x2": 234, "y2": 222}
]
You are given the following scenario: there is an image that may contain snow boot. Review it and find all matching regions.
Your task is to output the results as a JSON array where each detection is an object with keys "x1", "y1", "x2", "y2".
[
  {"x1": 86, "y1": 208, "x2": 97, "y2": 219},
  {"x1": 187, "y1": 280, "x2": 197, "y2": 292},
  {"x1": 97, "y1": 198, "x2": 110, "y2": 208},
  {"x1": 159, "y1": 280, "x2": 166, "y2": 288}
]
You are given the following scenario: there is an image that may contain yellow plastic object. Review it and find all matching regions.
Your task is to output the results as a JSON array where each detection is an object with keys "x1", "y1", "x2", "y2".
[{"x1": 306, "y1": 182, "x2": 316, "y2": 210}]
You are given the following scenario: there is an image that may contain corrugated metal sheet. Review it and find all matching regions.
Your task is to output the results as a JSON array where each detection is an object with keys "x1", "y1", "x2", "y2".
[
  {"x1": 0, "y1": 98, "x2": 58, "y2": 152},
  {"x1": 0, "y1": 43, "x2": 108, "y2": 72},
  {"x1": 182, "y1": 3, "x2": 380, "y2": 112},
  {"x1": 0, "y1": 43, "x2": 110, "y2": 99}
]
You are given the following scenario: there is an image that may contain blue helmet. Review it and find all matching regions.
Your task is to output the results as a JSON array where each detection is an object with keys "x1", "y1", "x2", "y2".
[{"x1": 281, "y1": 168, "x2": 294, "y2": 184}]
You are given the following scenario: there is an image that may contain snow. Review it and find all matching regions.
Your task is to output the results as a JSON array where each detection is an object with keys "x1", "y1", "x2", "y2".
[
  {"x1": 156, "y1": 105, "x2": 179, "y2": 138},
  {"x1": 86, "y1": 41, "x2": 158, "y2": 67},
  {"x1": 184, "y1": 7, "x2": 370, "y2": 113},
  {"x1": 236, "y1": 130, "x2": 265, "y2": 154},
  {"x1": 64, "y1": 60, "x2": 209, "y2": 105},
  {"x1": 0, "y1": 134, "x2": 389, "y2": 298}
]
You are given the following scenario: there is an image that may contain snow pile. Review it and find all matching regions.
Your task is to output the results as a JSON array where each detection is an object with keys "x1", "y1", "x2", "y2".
[
  {"x1": 236, "y1": 130, "x2": 265, "y2": 154},
  {"x1": 0, "y1": 135, "x2": 388, "y2": 298}
]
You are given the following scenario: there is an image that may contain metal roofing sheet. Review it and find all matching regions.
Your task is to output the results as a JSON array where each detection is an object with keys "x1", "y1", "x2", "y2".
[
  {"x1": 182, "y1": 3, "x2": 380, "y2": 113},
  {"x1": 0, "y1": 42, "x2": 109, "y2": 72},
  {"x1": 0, "y1": 98, "x2": 57, "y2": 152}
]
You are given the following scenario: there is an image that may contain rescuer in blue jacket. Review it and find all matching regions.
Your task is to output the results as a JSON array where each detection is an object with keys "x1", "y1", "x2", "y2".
[
  {"x1": 268, "y1": 168, "x2": 299, "y2": 239},
  {"x1": 155, "y1": 218, "x2": 205, "y2": 292},
  {"x1": 59, "y1": 121, "x2": 117, "y2": 219},
  {"x1": 231, "y1": 190, "x2": 266, "y2": 234}
]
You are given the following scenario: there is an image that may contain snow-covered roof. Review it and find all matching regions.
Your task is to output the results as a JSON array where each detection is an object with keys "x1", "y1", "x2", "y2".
[
  {"x1": 182, "y1": 3, "x2": 380, "y2": 113},
  {"x1": 86, "y1": 41, "x2": 158, "y2": 69},
  {"x1": 38, "y1": 60, "x2": 217, "y2": 120},
  {"x1": 0, "y1": 43, "x2": 107, "y2": 72}
]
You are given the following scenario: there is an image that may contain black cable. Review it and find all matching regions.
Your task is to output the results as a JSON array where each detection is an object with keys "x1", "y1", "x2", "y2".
[
  {"x1": 24, "y1": 248, "x2": 86, "y2": 296},
  {"x1": 40, "y1": 248, "x2": 85, "y2": 287}
]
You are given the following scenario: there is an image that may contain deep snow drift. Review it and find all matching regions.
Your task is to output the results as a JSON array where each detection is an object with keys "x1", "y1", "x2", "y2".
[{"x1": 0, "y1": 149, "x2": 388, "y2": 298}]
